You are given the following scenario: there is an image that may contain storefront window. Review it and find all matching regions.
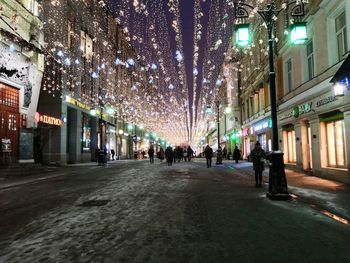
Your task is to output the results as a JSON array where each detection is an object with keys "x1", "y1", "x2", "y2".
[
  {"x1": 258, "y1": 134, "x2": 266, "y2": 151},
  {"x1": 287, "y1": 130, "x2": 296, "y2": 163},
  {"x1": 326, "y1": 120, "x2": 346, "y2": 168},
  {"x1": 82, "y1": 114, "x2": 91, "y2": 152}
]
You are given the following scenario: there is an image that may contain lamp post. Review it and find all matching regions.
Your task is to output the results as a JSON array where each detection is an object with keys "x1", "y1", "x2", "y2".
[
  {"x1": 215, "y1": 100, "x2": 223, "y2": 165},
  {"x1": 233, "y1": 0, "x2": 308, "y2": 200}
]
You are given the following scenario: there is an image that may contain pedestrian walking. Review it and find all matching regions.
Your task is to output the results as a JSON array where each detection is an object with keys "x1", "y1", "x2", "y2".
[
  {"x1": 173, "y1": 146, "x2": 178, "y2": 164},
  {"x1": 222, "y1": 147, "x2": 227, "y2": 159},
  {"x1": 148, "y1": 147, "x2": 155, "y2": 164},
  {"x1": 250, "y1": 141, "x2": 266, "y2": 187},
  {"x1": 95, "y1": 147, "x2": 100, "y2": 162},
  {"x1": 141, "y1": 150, "x2": 146, "y2": 159},
  {"x1": 187, "y1": 146, "x2": 194, "y2": 162},
  {"x1": 183, "y1": 148, "x2": 188, "y2": 162},
  {"x1": 110, "y1": 149, "x2": 115, "y2": 161},
  {"x1": 177, "y1": 146, "x2": 183, "y2": 162},
  {"x1": 233, "y1": 146, "x2": 241, "y2": 164},
  {"x1": 165, "y1": 146, "x2": 174, "y2": 166},
  {"x1": 159, "y1": 147, "x2": 165, "y2": 162},
  {"x1": 204, "y1": 145, "x2": 213, "y2": 168},
  {"x1": 103, "y1": 145, "x2": 108, "y2": 166}
]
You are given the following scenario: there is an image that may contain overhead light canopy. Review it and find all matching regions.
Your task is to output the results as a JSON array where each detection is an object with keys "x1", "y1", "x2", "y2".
[
  {"x1": 290, "y1": 22, "x2": 307, "y2": 45},
  {"x1": 235, "y1": 23, "x2": 250, "y2": 48}
]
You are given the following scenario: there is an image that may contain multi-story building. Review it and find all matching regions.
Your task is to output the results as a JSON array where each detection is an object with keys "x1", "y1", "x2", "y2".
[
  {"x1": 233, "y1": 0, "x2": 350, "y2": 182},
  {"x1": 0, "y1": 0, "x2": 44, "y2": 163},
  {"x1": 36, "y1": 0, "x2": 144, "y2": 164}
]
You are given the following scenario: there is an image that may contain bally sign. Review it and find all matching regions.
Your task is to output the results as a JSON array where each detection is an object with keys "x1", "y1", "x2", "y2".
[{"x1": 36, "y1": 112, "x2": 62, "y2": 126}]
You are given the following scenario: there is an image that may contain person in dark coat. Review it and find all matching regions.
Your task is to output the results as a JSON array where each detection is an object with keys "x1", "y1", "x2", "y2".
[
  {"x1": 165, "y1": 146, "x2": 174, "y2": 166},
  {"x1": 204, "y1": 145, "x2": 213, "y2": 168},
  {"x1": 233, "y1": 146, "x2": 241, "y2": 164},
  {"x1": 110, "y1": 149, "x2": 115, "y2": 161},
  {"x1": 250, "y1": 141, "x2": 266, "y2": 187},
  {"x1": 177, "y1": 146, "x2": 183, "y2": 162},
  {"x1": 173, "y1": 146, "x2": 178, "y2": 164},
  {"x1": 148, "y1": 147, "x2": 155, "y2": 164},
  {"x1": 222, "y1": 147, "x2": 227, "y2": 159},
  {"x1": 159, "y1": 147, "x2": 165, "y2": 162},
  {"x1": 95, "y1": 147, "x2": 100, "y2": 162},
  {"x1": 187, "y1": 146, "x2": 194, "y2": 162}
]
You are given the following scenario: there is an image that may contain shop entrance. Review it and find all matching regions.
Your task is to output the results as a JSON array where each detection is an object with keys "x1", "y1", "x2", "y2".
[{"x1": 0, "y1": 83, "x2": 20, "y2": 162}]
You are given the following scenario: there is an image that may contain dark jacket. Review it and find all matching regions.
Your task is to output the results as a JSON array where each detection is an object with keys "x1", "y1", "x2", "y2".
[
  {"x1": 204, "y1": 146, "x2": 213, "y2": 158},
  {"x1": 250, "y1": 148, "x2": 266, "y2": 171},
  {"x1": 233, "y1": 148, "x2": 241, "y2": 160},
  {"x1": 148, "y1": 148, "x2": 155, "y2": 157},
  {"x1": 165, "y1": 147, "x2": 174, "y2": 163}
]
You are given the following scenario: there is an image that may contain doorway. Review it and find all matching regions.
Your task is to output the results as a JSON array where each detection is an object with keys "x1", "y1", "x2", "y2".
[{"x1": 0, "y1": 83, "x2": 20, "y2": 161}]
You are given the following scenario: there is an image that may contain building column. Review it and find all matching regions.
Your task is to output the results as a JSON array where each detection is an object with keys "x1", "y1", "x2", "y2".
[
  {"x1": 300, "y1": 120, "x2": 311, "y2": 171},
  {"x1": 309, "y1": 118, "x2": 321, "y2": 173},
  {"x1": 294, "y1": 123, "x2": 302, "y2": 169},
  {"x1": 343, "y1": 110, "x2": 350, "y2": 175}
]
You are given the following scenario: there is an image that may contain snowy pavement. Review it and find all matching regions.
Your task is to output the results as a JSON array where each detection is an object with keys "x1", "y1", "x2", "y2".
[{"x1": 0, "y1": 160, "x2": 350, "y2": 263}]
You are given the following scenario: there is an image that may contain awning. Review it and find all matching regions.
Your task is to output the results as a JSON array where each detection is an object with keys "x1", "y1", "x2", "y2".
[{"x1": 330, "y1": 52, "x2": 350, "y2": 83}]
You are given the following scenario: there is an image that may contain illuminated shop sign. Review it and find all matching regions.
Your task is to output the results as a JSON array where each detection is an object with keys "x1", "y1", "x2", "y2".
[
  {"x1": 65, "y1": 96, "x2": 91, "y2": 111},
  {"x1": 253, "y1": 119, "x2": 272, "y2": 132},
  {"x1": 36, "y1": 112, "x2": 62, "y2": 126},
  {"x1": 316, "y1": 96, "x2": 337, "y2": 107},
  {"x1": 281, "y1": 102, "x2": 313, "y2": 120}
]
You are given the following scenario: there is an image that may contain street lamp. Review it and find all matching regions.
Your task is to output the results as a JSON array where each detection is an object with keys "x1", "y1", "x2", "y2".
[
  {"x1": 215, "y1": 100, "x2": 223, "y2": 165},
  {"x1": 233, "y1": 1, "x2": 308, "y2": 200}
]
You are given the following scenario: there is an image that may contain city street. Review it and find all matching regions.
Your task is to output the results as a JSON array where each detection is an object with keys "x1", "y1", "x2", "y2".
[{"x1": 1, "y1": 159, "x2": 350, "y2": 263}]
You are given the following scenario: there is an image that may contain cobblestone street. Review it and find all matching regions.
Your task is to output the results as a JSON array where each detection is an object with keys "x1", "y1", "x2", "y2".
[{"x1": 0, "y1": 159, "x2": 350, "y2": 263}]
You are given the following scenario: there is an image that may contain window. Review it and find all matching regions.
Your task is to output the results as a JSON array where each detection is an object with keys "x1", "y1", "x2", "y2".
[
  {"x1": 23, "y1": 0, "x2": 39, "y2": 16},
  {"x1": 335, "y1": 11, "x2": 348, "y2": 61},
  {"x1": 80, "y1": 30, "x2": 93, "y2": 61},
  {"x1": 258, "y1": 134, "x2": 266, "y2": 151},
  {"x1": 254, "y1": 93, "x2": 259, "y2": 114},
  {"x1": 326, "y1": 120, "x2": 346, "y2": 168},
  {"x1": 82, "y1": 114, "x2": 91, "y2": 152},
  {"x1": 0, "y1": 112, "x2": 4, "y2": 129},
  {"x1": 306, "y1": 41, "x2": 314, "y2": 80},
  {"x1": 287, "y1": 130, "x2": 296, "y2": 163},
  {"x1": 285, "y1": 59, "x2": 293, "y2": 93},
  {"x1": 0, "y1": 83, "x2": 19, "y2": 109},
  {"x1": 8, "y1": 114, "x2": 17, "y2": 131},
  {"x1": 259, "y1": 88, "x2": 265, "y2": 111},
  {"x1": 67, "y1": 20, "x2": 73, "y2": 49}
]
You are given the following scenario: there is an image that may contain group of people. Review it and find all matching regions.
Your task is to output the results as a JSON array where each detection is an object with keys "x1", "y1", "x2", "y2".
[
  {"x1": 147, "y1": 146, "x2": 194, "y2": 166},
  {"x1": 147, "y1": 140, "x2": 267, "y2": 187},
  {"x1": 203, "y1": 142, "x2": 266, "y2": 187}
]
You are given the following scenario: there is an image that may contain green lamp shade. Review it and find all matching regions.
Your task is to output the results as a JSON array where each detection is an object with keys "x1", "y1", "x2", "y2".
[
  {"x1": 290, "y1": 22, "x2": 307, "y2": 45},
  {"x1": 235, "y1": 24, "x2": 250, "y2": 47},
  {"x1": 206, "y1": 106, "x2": 213, "y2": 114}
]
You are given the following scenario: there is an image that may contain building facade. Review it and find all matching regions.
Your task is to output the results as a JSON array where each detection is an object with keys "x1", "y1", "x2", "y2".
[
  {"x1": 0, "y1": 0, "x2": 44, "y2": 163},
  {"x1": 36, "y1": 0, "x2": 143, "y2": 164},
  {"x1": 233, "y1": 0, "x2": 350, "y2": 182}
]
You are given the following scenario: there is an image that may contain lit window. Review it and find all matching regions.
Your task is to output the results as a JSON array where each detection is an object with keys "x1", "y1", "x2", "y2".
[
  {"x1": 287, "y1": 130, "x2": 296, "y2": 163},
  {"x1": 67, "y1": 21, "x2": 73, "y2": 49},
  {"x1": 326, "y1": 120, "x2": 346, "y2": 168},
  {"x1": 80, "y1": 30, "x2": 93, "y2": 61},
  {"x1": 82, "y1": 114, "x2": 91, "y2": 152}
]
